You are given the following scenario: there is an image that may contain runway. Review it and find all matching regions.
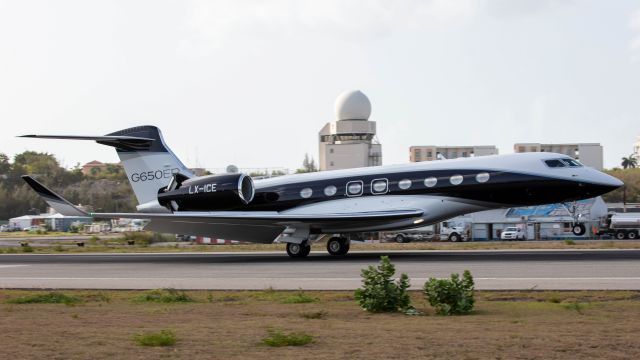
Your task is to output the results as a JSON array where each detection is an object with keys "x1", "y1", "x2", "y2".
[{"x1": 1, "y1": 249, "x2": 639, "y2": 290}]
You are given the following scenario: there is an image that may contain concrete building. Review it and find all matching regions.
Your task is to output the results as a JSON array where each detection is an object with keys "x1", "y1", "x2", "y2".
[
  {"x1": 9, "y1": 213, "x2": 92, "y2": 231},
  {"x1": 452, "y1": 197, "x2": 608, "y2": 240},
  {"x1": 319, "y1": 90, "x2": 382, "y2": 171},
  {"x1": 514, "y1": 143, "x2": 603, "y2": 170},
  {"x1": 410, "y1": 145, "x2": 498, "y2": 162}
]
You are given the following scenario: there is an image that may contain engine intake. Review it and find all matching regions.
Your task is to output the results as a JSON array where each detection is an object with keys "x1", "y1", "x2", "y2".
[{"x1": 158, "y1": 173, "x2": 254, "y2": 211}]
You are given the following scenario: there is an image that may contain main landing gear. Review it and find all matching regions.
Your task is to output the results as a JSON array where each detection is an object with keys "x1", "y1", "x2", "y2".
[
  {"x1": 326, "y1": 236, "x2": 350, "y2": 256},
  {"x1": 284, "y1": 236, "x2": 351, "y2": 258},
  {"x1": 286, "y1": 242, "x2": 311, "y2": 258}
]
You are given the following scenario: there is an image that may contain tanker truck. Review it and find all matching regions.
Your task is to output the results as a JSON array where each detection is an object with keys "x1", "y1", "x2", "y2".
[{"x1": 596, "y1": 213, "x2": 640, "y2": 239}]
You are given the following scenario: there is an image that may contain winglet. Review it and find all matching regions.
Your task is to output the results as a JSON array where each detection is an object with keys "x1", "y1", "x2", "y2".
[{"x1": 21, "y1": 175, "x2": 90, "y2": 217}]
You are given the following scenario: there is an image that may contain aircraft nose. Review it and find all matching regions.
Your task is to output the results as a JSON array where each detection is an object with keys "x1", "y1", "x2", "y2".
[{"x1": 586, "y1": 170, "x2": 623, "y2": 195}]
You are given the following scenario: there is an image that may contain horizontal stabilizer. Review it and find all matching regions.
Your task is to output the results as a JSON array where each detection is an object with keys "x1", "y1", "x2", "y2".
[
  {"x1": 19, "y1": 134, "x2": 154, "y2": 151},
  {"x1": 21, "y1": 176, "x2": 89, "y2": 217}
]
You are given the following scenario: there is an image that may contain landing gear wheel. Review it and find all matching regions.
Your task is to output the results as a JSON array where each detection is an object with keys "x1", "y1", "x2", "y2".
[
  {"x1": 616, "y1": 231, "x2": 627, "y2": 240},
  {"x1": 448, "y1": 233, "x2": 461, "y2": 242},
  {"x1": 395, "y1": 234, "x2": 408, "y2": 243},
  {"x1": 286, "y1": 242, "x2": 311, "y2": 258},
  {"x1": 571, "y1": 223, "x2": 586, "y2": 236},
  {"x1": 326, "y1": 237, "x2": 350, "y2": 256},
  {"x1": 628, "y1": 231, "x2": 638, "y2": 240}
]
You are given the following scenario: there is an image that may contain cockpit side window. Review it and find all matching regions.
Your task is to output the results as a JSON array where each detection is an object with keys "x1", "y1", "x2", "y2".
[
  {"x1": 544, "y1": 159, "x2": 566, "y2": 168},
  {"x1": 561, "y1": 158, "x2": 583, "y2": 167}
]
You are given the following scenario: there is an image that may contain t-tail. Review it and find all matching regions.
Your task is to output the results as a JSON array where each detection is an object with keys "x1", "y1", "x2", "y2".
[{"x1": 20, "y1": 125, "x2": 193, "y2": 212}]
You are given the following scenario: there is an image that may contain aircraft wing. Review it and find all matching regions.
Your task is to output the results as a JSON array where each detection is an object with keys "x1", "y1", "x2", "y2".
[{"x1": 22, "y1": 175, "x2": 423, "y2": 243}]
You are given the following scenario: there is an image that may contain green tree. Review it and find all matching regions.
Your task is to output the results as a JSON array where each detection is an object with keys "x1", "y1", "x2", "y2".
[
  {"x1": 296, "y1": 153, "x2": 318, "y2": 173},
  {"x1": 621, "y1": 154, "x2": 638, "y2": 169}
]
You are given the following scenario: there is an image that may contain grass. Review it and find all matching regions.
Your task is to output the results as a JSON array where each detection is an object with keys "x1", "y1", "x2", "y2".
[
  {"x1": 281, "y1": 291, "x2": 319, "y2": 304},
  {"x1": 133, "y1": 330, "x2": 177, "y2": 347},
  {"x1": 133, "y1": 289, "x2": 194, "y2": 303},
  {"x1": 261, "y1": 329, "x2": 313, "y2": 347},
  {"x1": 3, "y1": 238, "x2": 640, "y2": 254},
  {"x1": 0, "y1": 289, "x2": 639, "y2": 359},
  {"x1": 5, "y1": 292, "x2": 82, "y2": 305},
  {"x1": 300, "y1": 310, "x2": 328, "y2": 319}
]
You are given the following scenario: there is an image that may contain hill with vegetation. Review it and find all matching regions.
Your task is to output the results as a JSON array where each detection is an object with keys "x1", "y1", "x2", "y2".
[
  {"x1": 602, "y1": 168, "x2": 640, "y2": 203},
  {"x1": 0, "y1": 152, "x2": 136, "y2": 220}
]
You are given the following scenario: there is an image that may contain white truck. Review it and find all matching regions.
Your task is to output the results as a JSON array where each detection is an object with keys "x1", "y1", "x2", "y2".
[
  {"x1": 384, "y1": 222, "x2": 468, "y2": 243},
  {"x1": 596, "y1": 213, "x2": 640, "y2": 239}
]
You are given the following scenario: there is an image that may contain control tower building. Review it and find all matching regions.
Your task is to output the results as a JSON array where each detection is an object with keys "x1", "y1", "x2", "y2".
[{"x1": 318, "y1": 90, "x2": 382, "y2": 171}]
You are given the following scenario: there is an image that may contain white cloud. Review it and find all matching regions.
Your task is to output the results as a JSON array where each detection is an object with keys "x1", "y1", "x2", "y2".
[
  {"x1": 186, "y1": 0, "x2": 478, "y2": 47},
  {"x1": 629, "y1": 9, "x2": 640, "y2": 62}
]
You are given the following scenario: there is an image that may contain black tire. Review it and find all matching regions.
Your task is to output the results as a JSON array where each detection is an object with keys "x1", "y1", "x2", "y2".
[
  {"x1": 615, "y1": 231, "x2": 627, "y2": 240},
  {"x1": 286, "y1": 242, "x2": 311, "y2": 258},
  {"x1": 572, "y1": 224, "x2": 586, "y2": 236},
  {"x1": 628, "y1": 231, "x2": 638, "y2": 240},
  {"x1": 395, "y1": 234, "x2": 408, "y2": 243},
  {"x1": 327, "y1": 237, "x2": 350, "y2": 255},
  {"x1": 449, "y1": 233, "x2": 461, "y2": 242}
]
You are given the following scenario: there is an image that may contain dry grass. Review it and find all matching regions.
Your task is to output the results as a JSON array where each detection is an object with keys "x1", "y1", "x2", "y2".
[
  {"x1": 3, "y1": 239, "x2": 640, "y2": 254},
  {"x1": 0, "y1": 289, "x2": 639, "y2": 359}
]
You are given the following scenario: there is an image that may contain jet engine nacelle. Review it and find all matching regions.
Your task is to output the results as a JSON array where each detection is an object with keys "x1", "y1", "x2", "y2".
[{"x1": 157, "y1": 173, "x2": 255, "y2": 211}]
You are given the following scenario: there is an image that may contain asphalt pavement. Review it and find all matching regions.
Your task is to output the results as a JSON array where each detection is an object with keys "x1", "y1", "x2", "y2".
[{"x1": 0, "y1": 249, "x2": 639, "y2": 290}]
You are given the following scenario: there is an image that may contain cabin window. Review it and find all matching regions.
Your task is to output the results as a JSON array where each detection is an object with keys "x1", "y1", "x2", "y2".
[
  {"x1": 371, "y1": 179, "x2": 388, "y2": 195},
  {"x1": 300, "y1": 188, "x2": 313, "y2": 199},
  {"x1": 424, "y1": 177, "x2": 437, "y2": 187},
  {"x1": 475, "y1": 172, "x2": 490, "y2": 183},
  {"x1": 398, "y1": 179, "x2": 412, "y2": 190},
  {"x1": 346, "y1": 181, "x2": 363, "y2": 197},
  {"x1": 324, "y1": 185, "x2": 337, "y2": 196},
  {"x1": 450, "y1": 175, "x2": 463, "y2": 185}
]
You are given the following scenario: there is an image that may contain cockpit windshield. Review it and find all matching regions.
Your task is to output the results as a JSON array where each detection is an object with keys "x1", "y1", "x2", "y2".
[
  {"x1": 544, "y1": 158, "x2": 583, "y2": 168},
  {"x1": 561, "y1": 158, "x2": 583, "y2": 167},
  {"x1": 544, "y1": 159, "x2": 566, "y2": 168}
]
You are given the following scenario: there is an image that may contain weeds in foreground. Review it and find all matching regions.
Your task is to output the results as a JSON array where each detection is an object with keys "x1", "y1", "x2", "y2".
[
  {"x1": 564, "y1": 240, "x2": 576, "y2": 245},
  {"x1": 6, "y1": 292, "x2": 82, "y2": 305},
  {"x1": 562, "y1": 302, "x2": 587, "y2": 314},
  {"x1": 282, "y1": 292, "x2": 319, "y2": 304},
  {"x1": 133, "y1": 330, "x2": 177, "y2": 347},
  {"x1": 134, "y1": 289, "x2": 194, "y2": 303},
  {"x1": 21, "y1": 245, "x2": 34, "y2": 253},
  {"x1": 261, "y1": 329, "x2": 313, "y2": 347},
  {"x1": 300, "y1": 310, "x2": 328, "y2": 319}
]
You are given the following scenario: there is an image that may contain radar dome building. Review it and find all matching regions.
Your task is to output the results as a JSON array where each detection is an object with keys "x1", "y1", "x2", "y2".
[{"x1": 319, "y1": 90, "x2": 382, "y2": 170}]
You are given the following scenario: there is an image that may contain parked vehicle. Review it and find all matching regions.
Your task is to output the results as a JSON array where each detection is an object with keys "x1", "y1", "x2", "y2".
[
  {"x1": 596, "y1": 213, "x2": 640, "y2": 239},
  {"x1": 385, "y1": 222, "x2": 468, "y2": 243},
  {"x1": 384, "y1": 227, "x2": 432, "y2": 243},
  {"x1": 500, "y1": 226, "x2": 526, "y2": 241}
]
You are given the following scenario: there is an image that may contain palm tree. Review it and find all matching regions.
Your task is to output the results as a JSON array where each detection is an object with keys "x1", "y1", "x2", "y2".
[{"x1": 621, "y1": 154, "x2": 638, "y2": 169}]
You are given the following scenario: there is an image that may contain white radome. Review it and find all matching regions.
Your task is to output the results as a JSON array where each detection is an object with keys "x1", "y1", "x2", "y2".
[{"x1": 334, "y1": 90, "x2": 371, "y2": 121}]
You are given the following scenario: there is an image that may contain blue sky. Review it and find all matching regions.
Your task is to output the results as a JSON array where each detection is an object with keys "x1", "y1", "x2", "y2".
[{"x1": 1, "y1": 0, "x2": 639, "y2": 170}]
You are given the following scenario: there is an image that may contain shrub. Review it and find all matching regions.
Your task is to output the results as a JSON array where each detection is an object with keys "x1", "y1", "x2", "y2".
[
  {"x1": 53, "y1": 245, "x2": 65, "y2": 252},
  {"x1": 21, "y1": 245, "x2": 34, "y2": 253},
  {"x1": 134, "y1": 288, "x2": 194, "y2": 303},
  {"x1": 354, "y1": 256, "x2": 411, "y2": 312},
  {"x1": 134, "y1": 330, "x2": 176, "y2": 346},
  {"x1": 562, "y1": 302, "x2": 586, "y2": 314},
  {"x1": 261, "y1": 330, "x2": 313, "y2": 347},
  {"x1": 6, "y1": 292, "x2": 82, "y2": 305},
  {"x1": 564, "y1": 239, "x2": 576, "y2": 245},
  {"x1": 423, "y1": 270, "x2": 475, "y2": 315}
]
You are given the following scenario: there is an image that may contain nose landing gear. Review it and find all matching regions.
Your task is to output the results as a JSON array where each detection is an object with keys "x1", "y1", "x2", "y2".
[{"x1": 563, "y1": 202, "x2": 587, "y2": 236}]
